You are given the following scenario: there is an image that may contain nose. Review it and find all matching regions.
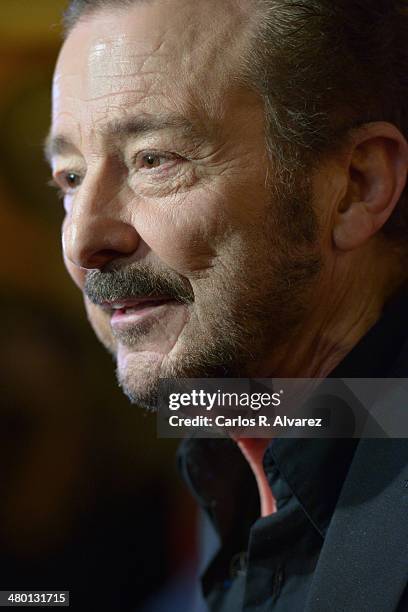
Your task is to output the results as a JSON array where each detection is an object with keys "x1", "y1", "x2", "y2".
[{"x1": 63, "y1": 172, "x2": 140, "y2": 270}]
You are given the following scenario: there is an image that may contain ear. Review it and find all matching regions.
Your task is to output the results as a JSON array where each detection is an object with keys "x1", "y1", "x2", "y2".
[{"x1": 333, "y1": 122, "x2": 408, "y2": 251}]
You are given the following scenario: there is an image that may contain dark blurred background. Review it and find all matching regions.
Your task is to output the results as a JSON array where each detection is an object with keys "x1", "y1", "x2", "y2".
[{"x1": 0, "y1": 2, "x2": 199, "y2": 610}]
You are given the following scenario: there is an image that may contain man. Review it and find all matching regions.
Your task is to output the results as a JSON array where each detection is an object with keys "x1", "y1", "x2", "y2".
[{"x1": 46, "y1": 0, "x2": 408, "y2": 610}]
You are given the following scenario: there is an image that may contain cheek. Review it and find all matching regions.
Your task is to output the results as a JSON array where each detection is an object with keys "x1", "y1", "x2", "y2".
[{"x1": 131, "y1": 189, "x2": 229, "y2": 275}]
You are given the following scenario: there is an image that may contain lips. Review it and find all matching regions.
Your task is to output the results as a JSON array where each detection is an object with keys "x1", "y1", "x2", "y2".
[
  {"x1": 105, "y1": 296, "x2": 174, "y2": 315},
  {"x1": 102, "y1": 296, "x2": 178, "y2": 329}
]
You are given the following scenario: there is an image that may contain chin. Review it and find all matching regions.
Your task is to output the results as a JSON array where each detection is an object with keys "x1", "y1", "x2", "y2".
[{"x1": 116, "y1": 346, "x2": 194, "y2": 412}]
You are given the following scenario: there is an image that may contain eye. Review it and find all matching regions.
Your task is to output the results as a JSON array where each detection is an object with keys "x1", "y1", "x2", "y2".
[
  {"x1": 64, "y1": 172, "x2": 82, "y2": 189},
  {"x1": 134, "y1": 151, "x2": 181, "y2": 172},
  {"x1": 142, "y1": 153, "x2": 163, "y2": 169},
  {"x1": 49, "y1": 171, "x2": 83, "y2": 198}
]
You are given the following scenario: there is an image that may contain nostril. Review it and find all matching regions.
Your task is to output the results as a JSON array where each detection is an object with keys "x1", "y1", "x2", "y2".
[
  {"x1": 98, "y1": 249, "x2": 123, "y2": 259},
  {"x1": 84, "y1": 248, "x2": 126, "y2": 269}
]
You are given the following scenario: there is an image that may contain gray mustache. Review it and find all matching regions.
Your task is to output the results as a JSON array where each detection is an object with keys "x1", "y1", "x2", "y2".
[{"x1": 84, "y1": 265, "x2": 194, "y2": 305}]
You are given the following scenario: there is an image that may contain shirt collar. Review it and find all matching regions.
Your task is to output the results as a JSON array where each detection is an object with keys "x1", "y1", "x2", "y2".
[
  {"x1": 177, "y1": 436, "x2": 258, "y2": 548},
  {"x1": 262, "y1": 437, "x2": 358, "y2": 537}
]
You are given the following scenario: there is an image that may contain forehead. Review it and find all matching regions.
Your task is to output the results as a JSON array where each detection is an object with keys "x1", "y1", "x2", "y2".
[{"x1": 52, "y1": 0, "x2": 254, "y2": 141}]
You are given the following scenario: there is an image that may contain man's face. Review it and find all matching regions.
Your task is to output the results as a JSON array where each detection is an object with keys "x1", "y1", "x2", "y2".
[{"x1": 50, "y1": 0, "x2": 321, "y2": 408}]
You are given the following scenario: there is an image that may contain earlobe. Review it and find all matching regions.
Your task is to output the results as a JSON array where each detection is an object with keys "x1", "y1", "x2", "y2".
[
  {"x1": 333, "y1": 122, "x2": 408, "y2": 251},
  {"x1": 333, "y1": 202, "x2": 381, "y2": 251}
]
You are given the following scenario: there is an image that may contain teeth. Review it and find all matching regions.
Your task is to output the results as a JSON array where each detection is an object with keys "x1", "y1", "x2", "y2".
[{"x1": 111, "y1": 303, "x2": 127, "y2": 310}]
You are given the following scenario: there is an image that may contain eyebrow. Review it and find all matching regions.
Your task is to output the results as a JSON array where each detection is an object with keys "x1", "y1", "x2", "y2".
[
  {"x1": 44, "y1": 113, "x2": 208, "y2": 163},
  {"x1": 44, "y1": 134, "x2": 75, "y2": 164}
]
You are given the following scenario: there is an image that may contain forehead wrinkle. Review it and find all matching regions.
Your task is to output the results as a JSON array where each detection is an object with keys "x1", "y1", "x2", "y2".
[{"x1": 81, "y1": 35, "x2": 171, "y2": 103}]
